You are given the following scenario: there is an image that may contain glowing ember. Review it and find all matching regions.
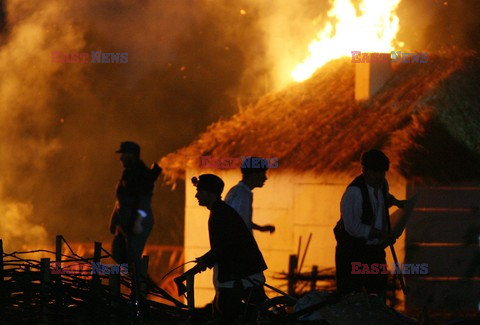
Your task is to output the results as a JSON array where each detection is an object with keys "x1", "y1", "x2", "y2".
[{"x1": 291, "y1": 0, "x2": 401, "y2": 82}]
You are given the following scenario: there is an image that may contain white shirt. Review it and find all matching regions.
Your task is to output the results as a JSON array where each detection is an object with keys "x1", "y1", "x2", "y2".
[
  {"x1": 340, "y1": 182, "x2": 389, "y2": 245},
  {"x1": 213, "y1": 181, "x2": 265, "y2": 289},
  {"x1": 225, "y1": 182, "x2": 253, "y2": 232}
]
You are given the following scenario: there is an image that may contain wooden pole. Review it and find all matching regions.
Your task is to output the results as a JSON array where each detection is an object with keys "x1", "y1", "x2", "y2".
[
  {"x1": 298, "y1": 233, "x2": 312, "y2": 273},
  {"x1": 288, "y1": 254, "x2": 298, "y2": 296},
  {"x1": 55, "y1": 235, "x2": 62, "y2": 267},
  {"x1": 54, "y1": 236, "x2": 64, "y2": 318},
  {"x1": 295, "y1": 236, "x2": 302, "y2": 273},
  {"x1": 390, "y1": 245, "x2": 406, "y2": 295},
  {"x1": 310, "y1": 265, "x2": 318, "y2": 291},
  {"x1": 92, "y1": 242, "x2": 102, "y2": 285},
  {"x1": 40, "y1": 258, "x2": 51, "y2": 324},
  {"x1": 186, "y1": 272, "x2": 195, "y2": 310},
  {"x1": 41, "y1": 258, "x2": 51, "y2": 283}
]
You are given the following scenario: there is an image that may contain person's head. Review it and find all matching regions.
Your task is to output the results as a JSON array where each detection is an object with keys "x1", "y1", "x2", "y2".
[
  {"x1": 192, "y1": 174, "x2": 224, "y2": 208},
  {"x1": 361, "y1": 149, "x2": 389, "y2": 189},
  {"x1": 116, "y1": 141, "x2": 140, "y2": 168},
  {"x1": 240, "y1": 157, "x2": 268, "y2": 189}
]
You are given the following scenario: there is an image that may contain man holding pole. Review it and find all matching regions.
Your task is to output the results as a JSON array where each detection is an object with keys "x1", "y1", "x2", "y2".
[{"x1": 334, "y1": 149, "x2": 406, "y2": 299}]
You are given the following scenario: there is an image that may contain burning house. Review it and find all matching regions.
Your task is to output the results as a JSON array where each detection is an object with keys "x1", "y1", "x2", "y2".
[{"x1": 161, "y1": 49, "x2": 480, "y2": 312}]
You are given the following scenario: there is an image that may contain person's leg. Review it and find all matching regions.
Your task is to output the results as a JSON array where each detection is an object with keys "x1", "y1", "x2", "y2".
[
  {"x1": 213, "y1": 282, "x2": 244, "y2": 324},
  {"x1": 336, "y1": 245, "x2": 363, "y2": 295},
  {"x1": 363, "y1": 246, "x2": 388, "y2": 299},
  {"x1": 127, "y1": 230, "x2": 151, "y2": 302},
  {"x1": 112, "y1": 233, "x2": 127, "y2": 264},
  {"x1": 243, "y1": 284, "x2": 268, "y2": 323}
]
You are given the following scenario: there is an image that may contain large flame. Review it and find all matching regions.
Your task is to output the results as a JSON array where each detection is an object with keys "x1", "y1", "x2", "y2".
[{"x1": 291, "y1": 0, "x2": 401, "y2": 82}]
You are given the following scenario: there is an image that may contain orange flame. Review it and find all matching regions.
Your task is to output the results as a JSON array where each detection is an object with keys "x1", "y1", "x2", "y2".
[{"x1": 291, "y1": 0, "x2": 402, "y2": 82}]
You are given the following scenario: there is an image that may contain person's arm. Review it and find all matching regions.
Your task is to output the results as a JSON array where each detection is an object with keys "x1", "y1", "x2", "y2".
[
  {"x1": 384, "y1": 181, "x2": 406, "y2": 208},
  {"x1": 226, "y1": 187, "x2": 275, "y2": 233},
  {"x1": 252, "y1": 223, "x2": 275, "y2": 233},
  {"x1": 109, "y1": 202, "x2": 120, "y2": 234},
  {"x1": 388, "y1": 194, "x2": 406, "y2": 208},
  {"x1": 341, "y1": 187, "x2": 373, "y2": 239},
  {"x1": 150, "y1": 163, "x2": 162, "y2": 181}
]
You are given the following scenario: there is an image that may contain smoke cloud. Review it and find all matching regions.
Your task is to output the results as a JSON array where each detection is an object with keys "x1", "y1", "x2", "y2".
[
  {"x1": 0, "y1": 0, "x2": 477, "y2": 251},
  {"x1": 0, "y1": 0, "x2": 266, "y2": 248}
]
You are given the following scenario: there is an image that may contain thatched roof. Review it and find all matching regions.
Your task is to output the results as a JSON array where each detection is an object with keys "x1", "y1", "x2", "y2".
[{"x1": 161, "y1": 49, "x2": 480, "y2": 185}]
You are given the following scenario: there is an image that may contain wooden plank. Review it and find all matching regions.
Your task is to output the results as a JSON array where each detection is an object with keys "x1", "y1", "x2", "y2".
[
  {"x1": 404, "y1": 245, "x2": 480, "y2": 277},
  {"x1": 407, "y1": 184, "x2": 480, "y2": 210},
  {"x1": 405, "y1": 278, "x2": 480, "y2": 311},
  {"x1": 406, "y1": 211, "x2": 480, "y2": 243}
]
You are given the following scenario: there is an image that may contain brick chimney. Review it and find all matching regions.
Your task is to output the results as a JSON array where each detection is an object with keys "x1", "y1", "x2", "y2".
[{"x1": 354, "y1": 53, "x2": 392, "y2": 101}]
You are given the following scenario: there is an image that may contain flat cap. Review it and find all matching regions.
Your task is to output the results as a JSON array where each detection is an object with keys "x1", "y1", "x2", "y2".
[{"x1": 116, "y1": 141, "x2": 140, "y2": 155}]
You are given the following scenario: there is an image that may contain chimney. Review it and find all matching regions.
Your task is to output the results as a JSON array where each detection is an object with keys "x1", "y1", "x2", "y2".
[{"x1": 354, "y1": 53, "x2": 392, "y2": 101}]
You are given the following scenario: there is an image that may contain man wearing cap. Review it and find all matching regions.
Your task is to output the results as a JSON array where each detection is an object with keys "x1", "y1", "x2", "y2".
[
  {"x1": 192, "y1": 174, "x2": 267, "y2": 324},
  {"x1": 109, "y1": 141, "x2": 162, "y2": 298},
  {"x1": 334, "y1": 149, "x2": 405, "y2": 298}
]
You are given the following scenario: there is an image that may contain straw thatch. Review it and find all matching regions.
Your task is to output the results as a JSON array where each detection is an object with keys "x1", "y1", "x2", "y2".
[{"x1": 161, "y1": 49, "x2": 480, "y2": 185}]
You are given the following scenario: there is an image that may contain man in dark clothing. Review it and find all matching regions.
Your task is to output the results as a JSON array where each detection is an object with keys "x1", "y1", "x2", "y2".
[
  {"x1": 109, "y1": 141, "x2": 161, "y2": 299},
  {"x1": 192, "y1": 174, "x2": 268, "y2": 324},
  {"x1": 334, "y1": 149, "x2": 405, "y2": 299}
]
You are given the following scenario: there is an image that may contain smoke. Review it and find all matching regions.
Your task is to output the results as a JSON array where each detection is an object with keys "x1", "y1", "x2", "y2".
[
  {"x1": 395, "y1": 0, "x2": 480, "y2": 52},
  {"x1": 0, "y1": 0, "x2": 268, "y2": 248},
  {"x1": 0, "y1": 201, "x2": 48, "y2": 251},
  {"x1": 0, "y1": 0, "x2": 478, "y2": 251}
]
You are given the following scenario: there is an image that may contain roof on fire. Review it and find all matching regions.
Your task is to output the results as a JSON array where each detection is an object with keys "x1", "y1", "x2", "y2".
[{"x1": 161, "y1": 48, "x2": 480, "y2": 185}]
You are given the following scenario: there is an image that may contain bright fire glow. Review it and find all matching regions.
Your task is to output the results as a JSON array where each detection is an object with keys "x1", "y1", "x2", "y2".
[{"x1": 291, "y1": 0, "x2": 401, "y2": 82}]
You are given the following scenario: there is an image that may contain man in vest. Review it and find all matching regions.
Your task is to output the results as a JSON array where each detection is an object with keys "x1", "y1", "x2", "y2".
[{"x1": 334, "y1": 149, "x2": 405, "y2": 299}]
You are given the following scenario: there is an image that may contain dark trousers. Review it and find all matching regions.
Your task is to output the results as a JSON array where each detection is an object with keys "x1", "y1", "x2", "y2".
[
  {"x1": 213, "y1": 281, "x2": 267, "y2": 324},
  {"x1": 335, "y1": 244, "x2": 388, "y2": 297},
  {"x1": 112, "y1": 229, "x2": 151, "y2": 300}
]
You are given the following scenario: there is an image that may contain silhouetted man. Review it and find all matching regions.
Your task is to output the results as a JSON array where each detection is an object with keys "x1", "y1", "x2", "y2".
[
  {"x1": 217, "y1": 157, "x2": 274, "y2": 321},
  {"x1": 334, "y1": 149, "x2": 405, "y2": 299},
  {"x1": 192, "y1": 174, "x2": 267, "y2": 324},
  {"x1": 109, "y1": 141, "x2": 161, "y2": 299}
]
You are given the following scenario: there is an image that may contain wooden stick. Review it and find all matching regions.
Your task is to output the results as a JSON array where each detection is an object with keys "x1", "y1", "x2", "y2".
[
  {"x1": 55, "y1": 235, "x2": 63, "y2": 265},
  {"x1": 92, "y1": 242, "x2": 102, "y2": 285},
  {"x1": 390, "y1": 244, "x2": 406, "y2": 295},
  {"x1": 296, "y1": 236, "x2": 302, "y2": 273},
  {"x1": 186, "y1": 272, "x2": 195, "y2": 310},
  {"x1": 298, "y1": 233, "x2": 312, "y2": 273},
  {"x1": 288, "y1": 254, "x2": 298, "y2": 295},
  {"x1": 310, "y1": 265, "x2": 318, "y2": 291}
]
